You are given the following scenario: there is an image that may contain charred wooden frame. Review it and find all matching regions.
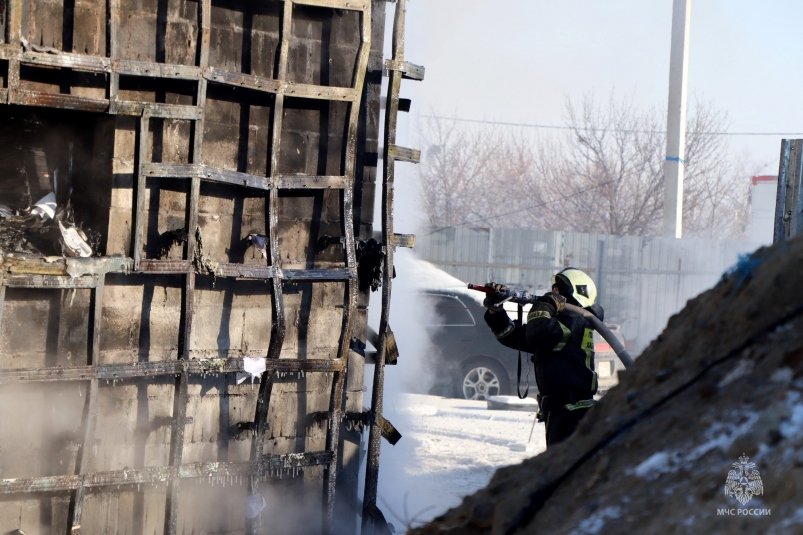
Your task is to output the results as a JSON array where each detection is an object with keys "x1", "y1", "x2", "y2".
[{"x1": 0, "y1": 1, "x2": 379, "y2": 534}]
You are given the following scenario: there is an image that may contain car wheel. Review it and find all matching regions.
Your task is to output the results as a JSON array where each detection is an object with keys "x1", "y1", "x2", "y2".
[{"x1": 460, "y1": 359, "x2": 510, "y2": 400}]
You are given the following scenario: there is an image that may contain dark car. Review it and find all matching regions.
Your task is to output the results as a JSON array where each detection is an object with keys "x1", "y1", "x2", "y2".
[
  {"x1": 420, "y1": 288, "x2": 536, "y2": 400},
  {"x1": 420, "y1": 288, "x2": 627, "y2": 400}
]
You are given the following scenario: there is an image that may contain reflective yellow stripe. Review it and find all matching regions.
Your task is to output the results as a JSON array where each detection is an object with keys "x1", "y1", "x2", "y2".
[
  {"x1": 582, "y1": 328, "x2": 597, "y2": 391},
  {"x1": 528, "y1": 310, "x2": 551, "y2": 321},
  {"x1": 552, "y1": 321, "x2": 571, "y2": 352},
  {"x1": 564, "y1": 399, "x2": 596, "y2": 411}
]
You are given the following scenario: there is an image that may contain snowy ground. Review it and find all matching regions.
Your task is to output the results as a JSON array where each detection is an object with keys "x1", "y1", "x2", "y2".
[{"x1": 375, "y1": 392, "x2": 546, "y2": 533}]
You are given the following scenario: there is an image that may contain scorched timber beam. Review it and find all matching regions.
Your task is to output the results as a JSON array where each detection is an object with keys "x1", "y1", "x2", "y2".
[
  {"x1": 0, "y1": 453, "x2": 334, "y2": 494},
  {"x1": 0, "y1": 358, "x2": 346, "y2": 384}
]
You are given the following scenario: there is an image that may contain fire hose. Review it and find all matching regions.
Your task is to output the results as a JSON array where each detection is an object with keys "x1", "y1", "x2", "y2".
[{"x1": 468, "y1": 283, "x2": 634, "y2": 368}]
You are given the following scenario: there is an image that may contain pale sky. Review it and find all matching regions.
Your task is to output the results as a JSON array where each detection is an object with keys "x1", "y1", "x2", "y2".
[{"x1": 394, "y1": 0, "x2": 803, "y2": 178}]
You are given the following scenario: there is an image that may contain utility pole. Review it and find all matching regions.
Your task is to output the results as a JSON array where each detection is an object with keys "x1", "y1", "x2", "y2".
[{"x1": 663, "y1": 0, "x2": 692, "y2": 238}]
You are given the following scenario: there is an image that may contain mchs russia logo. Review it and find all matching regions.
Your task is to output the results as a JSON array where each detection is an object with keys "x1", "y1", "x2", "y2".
[{"x1": 717, "y1": 454, "x2": 771, "y2": 517}]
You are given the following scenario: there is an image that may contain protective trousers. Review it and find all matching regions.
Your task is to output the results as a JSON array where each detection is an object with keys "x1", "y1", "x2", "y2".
[{"x1": 544, "y1": 404, "x2": 591, "y2": 447}]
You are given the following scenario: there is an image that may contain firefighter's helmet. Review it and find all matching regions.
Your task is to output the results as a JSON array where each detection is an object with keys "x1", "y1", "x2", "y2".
[{"x1": 552, "y1": 268, "x2": 597, "y2": 308}]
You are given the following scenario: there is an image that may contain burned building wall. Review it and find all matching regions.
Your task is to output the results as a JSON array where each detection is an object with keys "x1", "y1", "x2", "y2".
[{"x1": 0, "y1": 1, "x2": 384, "y2": 534}]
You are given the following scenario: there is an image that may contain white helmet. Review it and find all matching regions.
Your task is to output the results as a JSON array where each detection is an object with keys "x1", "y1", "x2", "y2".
[{"x1": 553, "y1": 268, "x2": 597, "y2": 308}]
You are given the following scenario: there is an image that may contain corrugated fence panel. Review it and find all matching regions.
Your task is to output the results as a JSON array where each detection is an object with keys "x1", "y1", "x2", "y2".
[{"x1": 415, "y1": 227, "x2": 760, "y2": 354}]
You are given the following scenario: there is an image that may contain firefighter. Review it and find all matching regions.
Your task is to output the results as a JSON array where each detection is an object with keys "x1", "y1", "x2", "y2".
[{"x1": 483, "y1": 268, "x2": 603, "y2": 447}]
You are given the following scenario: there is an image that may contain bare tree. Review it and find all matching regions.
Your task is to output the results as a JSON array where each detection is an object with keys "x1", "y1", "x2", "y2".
[
  {"x1": 681, "y1": 101, "x2": 750, "y2": 236},
  {"x1": 417, "y1": 116, "x2": 548, "y2": 229},
  {"x1": 417, "y1": 94, "x2": 752, "y2": 238},
  {"x1": 545, "y1": 94, "x2": 666, "y2": 235}
]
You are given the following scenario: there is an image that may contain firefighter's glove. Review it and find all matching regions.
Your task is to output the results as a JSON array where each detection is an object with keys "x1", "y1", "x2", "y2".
[
  {"x1": 482, "y1": 283, "x2": 509, "y2": 308},
  {"x1": 536, "y1": 293, "x2": 566, "y2": 315},
  {"x1": 484, "y1": 307, "x2": 512, "y2": 337}
]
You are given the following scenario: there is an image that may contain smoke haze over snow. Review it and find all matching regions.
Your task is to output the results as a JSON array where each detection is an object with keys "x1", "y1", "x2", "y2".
[{"x1": 377, "y1": 394, "x2": 545, "y2": 532}]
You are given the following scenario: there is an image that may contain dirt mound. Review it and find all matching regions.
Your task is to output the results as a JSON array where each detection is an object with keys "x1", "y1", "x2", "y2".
[{"x1": 412, "y1": 235, "x2": 803, "y2": 534}]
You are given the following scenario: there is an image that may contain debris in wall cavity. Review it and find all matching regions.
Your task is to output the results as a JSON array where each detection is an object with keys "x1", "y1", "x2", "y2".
[
  {"x1": 193, "y1": 226, "x2": 220, "y2": 276},
  {"x1": 357, "y1": 238, "x2": 386, "y2": 292},
  {"x1": 156, "y1": 228, "x2": 188, "y2": 258},
  {"x1": 58, "y1": 220, "x2": 92, "y2": 257},
  {"x1": 0, "y1": 173, "x2": 98, "y2": 258},
  {"x1": 248, "y1": 233, "x2": 268, "y2": 259},
  {"x1": 30, "y1": 192, "x2": 57, "y2": 220}
]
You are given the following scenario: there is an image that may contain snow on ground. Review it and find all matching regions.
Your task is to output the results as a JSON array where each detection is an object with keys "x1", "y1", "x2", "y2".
[{"x1": 376, "y1": 392, "x2": 546, "y2": 533}]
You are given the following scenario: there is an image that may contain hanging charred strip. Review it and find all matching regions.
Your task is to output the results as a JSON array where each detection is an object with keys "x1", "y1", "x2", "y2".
[
  {"x1": 248, "y1": 2, "x2": 292, "y2": 534},
  {"x1": 66, "y1": 277, "x2": 105, "y2": 535},
  {"x1": 162, "y1": 204, "x2": 195, "y2": 535},
  {"x1": 133, "y1": 111, "x2": 151, "y2": 270},
  {"x1": 0, "y1": 282, "x2": 5, "y2": 338},
  {"x1": 323, "y1": 3, "x2": 373, "y2": 531},
  {"x1": 164, "y1": 2, "x2": 209, "y2": 528},
  {"x1": 0, "y1": 452, "x2": 335, "y2": 494},
  {"x1": 363, "y1": 0, "x2": 421, "y2": 529},
  {"x1": 108, "y1": 0, "x2": 120, "y2": 103},
  {"x1": 7, "y1": 0, "x2": 22, "y2": 102}
]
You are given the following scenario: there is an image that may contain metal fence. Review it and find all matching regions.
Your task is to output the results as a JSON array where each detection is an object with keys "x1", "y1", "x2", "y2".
[{"x1": 414, "y1": 227, "x2": 763, "y2": 354}]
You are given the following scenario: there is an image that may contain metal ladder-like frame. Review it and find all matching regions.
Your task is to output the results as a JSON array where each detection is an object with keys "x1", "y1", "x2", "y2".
[
  {"x1": 0, "y1": 1, "x2": 373, "y2": 534},
  {"x1": 362, "y1": 0, "x2": 423, "y2": 531}
]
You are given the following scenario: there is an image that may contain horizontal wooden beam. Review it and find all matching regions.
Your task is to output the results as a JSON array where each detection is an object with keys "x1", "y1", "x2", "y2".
[
  {"x1": 141, "y1": 165, "x2": 350, "y2": 191},
  {"x1": 390, "y1": 233, "x2": 416, "y2": 248},
  {"x1": 216, "y1": 263, "x2": 275, "y2": 279},
  {"x1": 137, "y1": 260, "x2": 193, "y2": 274},
  {"x1": 142, "y1": 163, "x2": 272, "y2": 190},
  {"x1": 0, "y1": 357, "x2": 345, "y2": 384},
  {"x1": 293, "y1": 0, "x2": 370, "y2": 12},
  {"x1": 2, "y1": 262, "x2": 352, "y2": 283},
  {"x1": 384, "y1": 59, "x2": 425, "y2": 81},
  {"x1": 277, "y1": 175, "x2": 349, "y2": 190},
  {"x1": 2, "y1": 274, "x2": 100, "y2": 289},
  {"x1": 387, "y1": 144, "x2": 420, "y2": 164},
  {"x1": 204, "y1": 68, "x2": 281, "y2": 94},
  {"x1": 283, "y1": 81, "x2": 356, "y2": 102},
  {"x1": 110, "y1": 100, "x2": 202, "y2": 120},
  {"x1": 205, "y1": 68, "x2": 357, "y2": 102},
  {"x1": 0, "y1": 452, "x2": 334, "y2": 494},
  {"x1": 113, "y1": 59, "x2": 201, "y2": 80},
  {"x1": 283, "y1": 268, "x2": 355, "y2": 281},
  {"x1": 11, "y1": 90, "x2": 109, "y2": 113},
  {"x1": 21, "y1": 50, "x2": 110, "y2": 72}
]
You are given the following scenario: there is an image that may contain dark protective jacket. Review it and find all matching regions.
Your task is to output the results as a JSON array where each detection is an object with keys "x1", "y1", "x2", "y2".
[{"x1": 484, "y1": 295, "x2": 602, "y2": 410}]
